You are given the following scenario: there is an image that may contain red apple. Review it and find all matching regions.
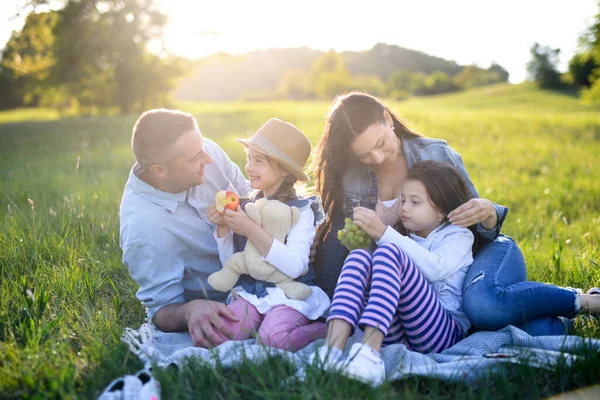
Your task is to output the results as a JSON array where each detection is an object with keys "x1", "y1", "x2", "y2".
[{"x1": 215, "y1": 190, "x2": 240, "y2": 213}]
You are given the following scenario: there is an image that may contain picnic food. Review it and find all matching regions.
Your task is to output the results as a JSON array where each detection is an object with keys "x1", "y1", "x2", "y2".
[
  {"x1": 215, "y1": 190, "x2": 240, "y2": 213},
  {"x1": 338, "y1": 218, "x2": 371, "y2": 250}
]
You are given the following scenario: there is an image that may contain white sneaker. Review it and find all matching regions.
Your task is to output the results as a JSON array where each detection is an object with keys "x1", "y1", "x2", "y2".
[
  {"x1": 308, "y1": 345, "x2": 343, "y2": 371},
  {"x1": 341, "y1": 343, "x2": 386, "y2": 386}
]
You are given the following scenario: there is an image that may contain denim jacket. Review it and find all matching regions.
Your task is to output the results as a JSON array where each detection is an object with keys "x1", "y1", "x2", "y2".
[
  {"x1": 235, "y1": 196, "x2": 325, "y2": 298},
  {"x1": 315, "y1": 135, "x2": 509, "y2": 298}
]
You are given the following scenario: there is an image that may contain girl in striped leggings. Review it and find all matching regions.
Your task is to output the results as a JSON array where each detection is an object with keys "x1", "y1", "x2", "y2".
[{"x1": 312, "y1": 161, "x2": 478, "y2": 385}]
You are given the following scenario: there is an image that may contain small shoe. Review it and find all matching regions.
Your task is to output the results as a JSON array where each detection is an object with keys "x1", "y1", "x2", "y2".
[
  {"x1": 341, "y1": 343, "x2": 386, "y2": 387},
  {"x1": 308, "y1": 345, "x2": 343, "y2": 371},
  {"x1": 579, "y1": 293, "x2": 600, "y2": 317},
  {"x1": 586, "y1": 287, "x2": 600, "y2": 296},
  {"x1": 137, "y1": 369, "x2": 161, "y2": 400}
]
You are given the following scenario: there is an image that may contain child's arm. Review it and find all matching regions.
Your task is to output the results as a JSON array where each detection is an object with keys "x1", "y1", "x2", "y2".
[
  {"x1": 208, "y1": 203, "x2": 235, "y2": 266},
  {"x1": 262, "y1": 207, "x2": 315, "y2": 279},
  {"x1": 377, "y1": 225, "x2": 474, "y2": 282},
  {"x1": 223, "y1": 206, "x2": 314, "y2": 279}
]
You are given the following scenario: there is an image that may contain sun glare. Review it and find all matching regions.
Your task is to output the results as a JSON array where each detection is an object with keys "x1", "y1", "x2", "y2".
[{"x1": 161, "y1": 0, "x2": 598, "y2": 83}]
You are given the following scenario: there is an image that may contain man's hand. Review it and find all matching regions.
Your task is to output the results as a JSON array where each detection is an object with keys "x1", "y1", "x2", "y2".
[{"x1": 184, "y1": 299, "x2": 239, "y2": 348}]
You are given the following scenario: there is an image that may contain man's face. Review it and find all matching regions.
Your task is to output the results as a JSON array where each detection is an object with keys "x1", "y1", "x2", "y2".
[{"x1": 159, "y1": 129, "x2": 213, "y2": 192}]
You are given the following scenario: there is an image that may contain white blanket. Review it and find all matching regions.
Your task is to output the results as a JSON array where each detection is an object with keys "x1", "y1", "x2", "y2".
[{"x1": 122, "y1": 323, "x2": 600, "y2": 382}]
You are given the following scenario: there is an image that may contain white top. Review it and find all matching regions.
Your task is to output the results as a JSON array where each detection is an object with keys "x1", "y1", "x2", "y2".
[
  {"x1": 381, "y1": 198, "x2": 398, "y2": 207},
  {"x1": 377, "y1": 222, "x2": 474, "y2": 333},
  {"x1": 214, "y1": 202, "x2": 330, "y2": 320}
]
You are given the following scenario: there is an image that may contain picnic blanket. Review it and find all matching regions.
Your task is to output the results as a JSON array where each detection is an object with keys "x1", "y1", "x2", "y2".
[{"x1": 122, "y1": 322, "x2": 600, "y2": 382}]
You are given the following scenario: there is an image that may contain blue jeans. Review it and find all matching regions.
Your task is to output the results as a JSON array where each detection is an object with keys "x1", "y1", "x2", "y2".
[{"x1": 463, "y1": 235, "x2": 576, "y2": 336}]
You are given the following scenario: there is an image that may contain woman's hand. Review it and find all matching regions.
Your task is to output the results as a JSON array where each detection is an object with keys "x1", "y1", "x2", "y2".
[
  {"x1": 448, "y1": 198, "x2": 497, "y2": 229},
  {"x1": 353, "y1": 206, "x2": 387, "y2": 241},
  {"x1": 223, "y1": 206, "x2": 259, "y2": 237}
]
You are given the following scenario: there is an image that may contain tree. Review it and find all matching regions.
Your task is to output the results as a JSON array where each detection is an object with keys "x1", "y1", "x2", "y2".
[
  {"x1": 423, "y1": 71, "x2": 460, "y2": 95},
  {"x1": 0, "y1": 11, "x2": 58, "y2": 108},
  {"x1": 575, "y1": 1, "x2": 600, "y2": 101},
  {"x1": 279, "y1": 68, "x2": 313, "y2": 99},
  {"x1": 569, "y1": 53, "x2": 598, "y2": 87},
  {"x1": 526, "y1": 43, "x2": 562, "y2": 89},
  {"x1": 488, "y1": 63, "x2": 510, "y2": 82},
  {"x1": 17, "y1": 0, "x2": 185, "y2": 113},
  {"x1": 309, "y1": 50, "x2": 353, "y2": 99}
]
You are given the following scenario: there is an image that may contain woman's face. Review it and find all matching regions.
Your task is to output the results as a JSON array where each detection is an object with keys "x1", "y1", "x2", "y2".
[{"x1": 350, "y1": 117, "x2": 399, "y2": 166}]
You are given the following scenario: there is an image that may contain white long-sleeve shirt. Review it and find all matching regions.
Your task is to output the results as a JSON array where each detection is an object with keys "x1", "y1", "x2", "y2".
[
  {"x1": 377, "y1": 222, "x2": 474, "y2": 333},
  {"x1": 215, "y1": 201, "x2": 330, "y2": 320}
]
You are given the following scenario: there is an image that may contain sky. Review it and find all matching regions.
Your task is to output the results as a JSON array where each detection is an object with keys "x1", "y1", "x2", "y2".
[{"x1": 1, "y1": 0, "x2": 598, "y2": 83}]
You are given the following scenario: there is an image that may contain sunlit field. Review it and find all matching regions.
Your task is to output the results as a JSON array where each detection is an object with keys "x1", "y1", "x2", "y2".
[{"x1": 1, "y1": 83, "x2": 600, "y2": 398}]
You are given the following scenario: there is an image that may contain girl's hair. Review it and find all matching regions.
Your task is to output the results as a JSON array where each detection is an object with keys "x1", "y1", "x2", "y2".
[
  {"x1": 402, "y1": 160, "x2": 479, "y2": 251},
  {"x1": 313, "y1": 91, "x2": 423, "y2": 237}
]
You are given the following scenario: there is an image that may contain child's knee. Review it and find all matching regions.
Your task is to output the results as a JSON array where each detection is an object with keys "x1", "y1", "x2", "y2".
[
  {"x1": 257, "y1": 327, "x2": 290, "y2": 350},
  {"x1": 375, "y1": 242, "x2": 401, "y2": 254}
]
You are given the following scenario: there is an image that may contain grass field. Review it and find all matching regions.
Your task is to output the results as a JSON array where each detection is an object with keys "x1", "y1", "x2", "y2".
[{"x1": 1, "y1": 83, "x2": 600, "y2": 398}]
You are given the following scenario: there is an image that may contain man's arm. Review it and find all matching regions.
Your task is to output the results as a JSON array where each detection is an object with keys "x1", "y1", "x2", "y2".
[
  {"x1": 205, "y1": 139, "x2": 251, "y2": 197},
  {"x1": 123, "y1": 242, "x2": 186, "y2": 319}
]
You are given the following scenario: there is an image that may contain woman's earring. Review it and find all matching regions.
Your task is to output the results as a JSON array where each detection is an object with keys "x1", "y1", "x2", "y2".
[{"x1": 438, "y1": 215, "x2": 444, "y2": 222}]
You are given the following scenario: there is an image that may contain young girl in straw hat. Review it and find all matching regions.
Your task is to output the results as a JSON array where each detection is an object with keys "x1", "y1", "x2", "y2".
[{"x1": 207, "y1": 118, "x2": 330, "y2": 351}]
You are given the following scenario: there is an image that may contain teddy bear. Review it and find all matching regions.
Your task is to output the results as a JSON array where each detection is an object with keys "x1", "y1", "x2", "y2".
[{"x1": 208, "y1": 198, "x2": 313, "y2": 300}]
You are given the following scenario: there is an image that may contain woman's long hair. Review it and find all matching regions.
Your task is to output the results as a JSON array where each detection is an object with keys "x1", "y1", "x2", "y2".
[
  {"x1": 402, "y1": 160, "x2": 480, "y2": 252},
  {"x1": 313, "y1": 91, "x2": 422, "y2": 238}
]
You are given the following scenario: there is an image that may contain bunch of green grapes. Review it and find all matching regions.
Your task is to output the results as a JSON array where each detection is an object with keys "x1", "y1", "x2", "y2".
[{"x1": 337, "y1": 218, "x2": 371, "y2": 250}]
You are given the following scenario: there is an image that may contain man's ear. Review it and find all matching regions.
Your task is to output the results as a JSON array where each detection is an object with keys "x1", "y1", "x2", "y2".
[{"x1": 150, "y1": 163, "x2": 165, "y2": 178}]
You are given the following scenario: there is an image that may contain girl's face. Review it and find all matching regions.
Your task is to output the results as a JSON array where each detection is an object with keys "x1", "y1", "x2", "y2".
[
  {"x1": 400, "y1": 179, "x2": 445, "y2": 238},
  {"x1": 245, "y1": 147, "x2": 287, "y2": 195},
  {"x1": 349, "y1": 114, "x2": 400, "y2": 166}
]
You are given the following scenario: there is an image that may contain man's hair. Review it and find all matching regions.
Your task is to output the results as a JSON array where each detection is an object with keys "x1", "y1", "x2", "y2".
[{"x1": 132, "y1": 108, "x2": 198, "y2": 169}]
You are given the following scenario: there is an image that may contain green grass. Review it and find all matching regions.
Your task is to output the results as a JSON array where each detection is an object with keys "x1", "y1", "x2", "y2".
[{"x1": 1, "y1": 83, "x2": 600, "y2": 398}]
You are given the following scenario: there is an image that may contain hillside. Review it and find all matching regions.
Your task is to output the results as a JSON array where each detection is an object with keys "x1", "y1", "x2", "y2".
[
  {"x1": 400, "y1": 83, "x2": 600, "y2": 114},
  {"x1": 175, "y1": 43, "x2": 470, "y2": 102}
]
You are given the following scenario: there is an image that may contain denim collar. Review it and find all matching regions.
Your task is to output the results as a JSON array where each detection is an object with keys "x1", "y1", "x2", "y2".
[
  {"x1": 401, "y1": 135, "x2": 421, "y2": 168},
  {"x1": 128, "y1": 164, "x2": 188, "y2": 213}
]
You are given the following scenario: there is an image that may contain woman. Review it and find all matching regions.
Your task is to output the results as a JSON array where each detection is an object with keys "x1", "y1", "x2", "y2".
[{"x1": 313, "y1": 91, "x2": 599, "y2": 336}]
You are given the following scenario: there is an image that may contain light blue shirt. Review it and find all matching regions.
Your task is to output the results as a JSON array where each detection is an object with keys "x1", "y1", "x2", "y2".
[{"x1": 119, "y1": 139, "x2": 251, "y2": 318}]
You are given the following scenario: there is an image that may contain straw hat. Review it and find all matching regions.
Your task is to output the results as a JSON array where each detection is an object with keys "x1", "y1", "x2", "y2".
[{"x1": 237, "y1": 118, "x2": 311, "y2": 181}]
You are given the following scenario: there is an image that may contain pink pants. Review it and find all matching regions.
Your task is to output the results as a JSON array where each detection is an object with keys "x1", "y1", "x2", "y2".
[{"x1": 225, "y1": 297, "x2": 327, "y2": 352}]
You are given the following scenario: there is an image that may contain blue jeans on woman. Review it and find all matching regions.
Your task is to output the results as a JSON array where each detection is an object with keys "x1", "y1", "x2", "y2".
[{"x1": 462, "y1": 235, "x2": 577, "y2": 336}]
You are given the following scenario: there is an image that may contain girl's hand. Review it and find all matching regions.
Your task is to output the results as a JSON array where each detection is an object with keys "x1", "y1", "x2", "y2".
[
  {"x1": 448, "y1": 198, "x2": 497, "y2": 229},
  {"x1": 223, "y1": 206, "x2": 259, "y2": 237},
  {"x1": 353, "y1": 206, "x2": 387, "y2": 241},
  {"x1": 207, "y1": 204, "x2": 227, "y2": 227}
]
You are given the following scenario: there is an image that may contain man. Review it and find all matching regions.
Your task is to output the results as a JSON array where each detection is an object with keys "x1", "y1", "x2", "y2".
[{"x1": 120, "y1": 108, "x2": 251, "y2": 347}]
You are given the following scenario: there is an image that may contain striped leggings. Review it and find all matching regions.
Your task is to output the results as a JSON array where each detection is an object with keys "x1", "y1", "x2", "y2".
[{"x1": 327, "y1": 243, "x2": 463, "y2": 353}]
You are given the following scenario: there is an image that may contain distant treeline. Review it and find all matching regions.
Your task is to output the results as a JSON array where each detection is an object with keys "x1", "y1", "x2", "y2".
[
  {"x1": 176, "y1": 43, "x2": 509, "y2": 102},
  {"x1": 527, "y1": 1, "x2": 600, "y2": 103},
  {"x1": 0, "y1": 0, "x2": 186, "y2": 114}
]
